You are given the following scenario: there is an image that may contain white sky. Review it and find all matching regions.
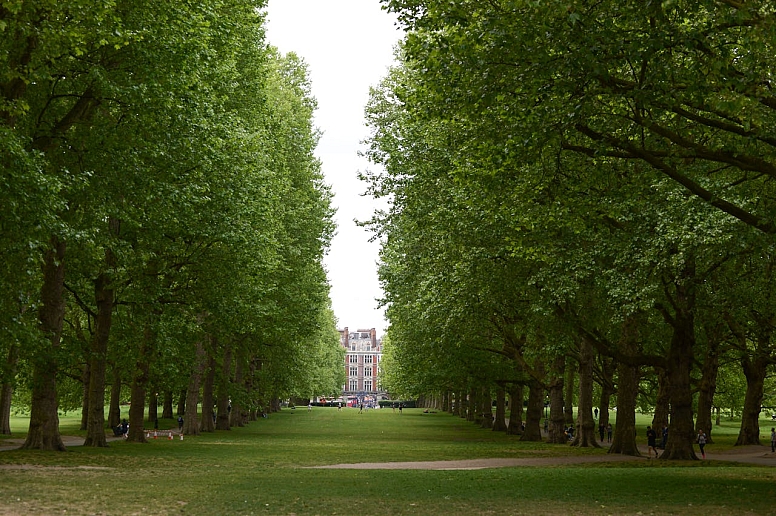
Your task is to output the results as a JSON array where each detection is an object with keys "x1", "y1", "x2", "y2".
[{"x1": 264, "y1": 1, "x2": 403, "y2": 337}]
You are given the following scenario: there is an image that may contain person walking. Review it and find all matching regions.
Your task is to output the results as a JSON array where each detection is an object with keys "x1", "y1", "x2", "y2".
[
  {"x1": 646, "y1": 426, "x2": 658, "y2": 458},
  {"x1": 770, "y1": 427, "x2": 775, "y2": 453},
  {"x1": 606, "y1": 423, "x2": 612, "y2": 443},
  {"x1": 697, "y1": 429, "x2": 707, "y2": 459}
]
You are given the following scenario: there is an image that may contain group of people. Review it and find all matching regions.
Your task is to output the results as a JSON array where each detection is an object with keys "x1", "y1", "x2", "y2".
[
  {"x1": 113, "y1": 419, "x2": 129, "y2": 437},
  {"x1": 647, "y1": 425, "x2": 707, "y2": 458},
  {"x1": 597, "y1": 422, "x2": 613, "y2": 442}
]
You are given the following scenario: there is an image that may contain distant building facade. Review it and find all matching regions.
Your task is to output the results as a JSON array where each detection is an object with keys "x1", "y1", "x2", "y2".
[{"x1": 339, "y1": 327, "x2": 383, "y2": 397}]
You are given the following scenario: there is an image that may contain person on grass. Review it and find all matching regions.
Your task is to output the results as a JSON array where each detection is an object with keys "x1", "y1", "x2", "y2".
[
  {"x1": 697, "y1": 429, "x2": 707, "y2": 459},
  {"x1": 646, "y1": 426, "x2": 658, "y2": 458}
]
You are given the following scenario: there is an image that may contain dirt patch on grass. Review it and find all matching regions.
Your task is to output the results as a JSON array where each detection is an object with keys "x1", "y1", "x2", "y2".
[
  {"x1": 0, "y1": 464, "x2": 112, "y2": 471},
  {"x1": 310, "y1": 444, "x2": 776, "y2": 470},
  {"x1": 309, "y1": 454, "x2": 642, "y2": 470}
]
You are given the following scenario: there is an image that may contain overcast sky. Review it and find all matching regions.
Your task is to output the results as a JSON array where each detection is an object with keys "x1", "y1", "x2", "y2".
[{"x1": 264, "y1": 1, "x2": 403, "y2": 336}]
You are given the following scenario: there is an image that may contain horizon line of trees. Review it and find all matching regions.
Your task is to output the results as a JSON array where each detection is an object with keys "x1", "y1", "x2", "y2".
[
  {"x1": 366, "y1": 0, "x2": 776, "y2": 460},
  {"x1": 1, "y1": 0, "x2": 345, "y2": 450}
]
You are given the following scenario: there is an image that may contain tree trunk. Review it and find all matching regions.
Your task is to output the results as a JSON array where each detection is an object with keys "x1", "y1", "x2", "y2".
[
  {"x1": 597, "y1": 356, "x2": 614, "y2": 429},
  {"x1": 609, "y1": 315, "x2": 641, "y2": 456},
  {"x1": 215, "y1": 343, "x2": 232, "y2": 431},
  {"x1": 695, "y1": 338, "x2": 719, "y2": 444},
  {"x1": 652, "y1": 368, "x2": 670, "y2": 431},
  {"x1": 520, "y1": 380, "x2": 543, "y2": 441},
  {"x1": 661, "y1": 269, "x2": 699, "y2": 460},
  {"x1": 84, "y1": 270, "x2": 114, "y2": 448},
  {"x1": 492, "y1": 385, "x2": 507, "y2": 432},
  {"x1": 184, "y1": 340, "x2": 207, "y2": 436},
  {"x1": 108, "y1": 366, "x2": 121, "y2": 429},
  {"x1": 233, "y1": 354, "x2": 245, "y2": 427},
  {"x1": 480, "y1": 386, "x2": 493, "y2": 429},
  {"x1": 0, "y1": 344, "x2": 18, "y2": 434},
  {"x1": 200, "y1": 349, "x2": 216, "y2": 433},
  {"x1": 548, "y1": 356, "x2": 567, "y2": 444},
  {"x1": 22, "y1": 237, "x2": 67, "y2": 451},
  {"x1": 457, "y1": 389, "x2": 466, "y2": 418},
  {"x1": 126, "y1": 323, "x2": 154, "y2": 443},
  {"x1": 507, "y1": 383, "x2": 523, "y2": 435},
  {"x1": 148, "y1": 390, "x2": 159, "y2": 424},
  {"x1": 466, "y1": 385, "x2": 476, "y2": 422},
  {"x1": 80, "y1": 363, "x2": 89, "y2": 431},
  {"x1": 571, "y1": 337, "x2": 600, "y2": 448},
  {"x1": 564, "y1": 363, "x2": 575, "y2": 425},
  {"x1": 176, "y1": 390, "x2": 186, "y2": 417},
  {"x1": 162, "y1": 391, "x2": 173, "y2": 419},
  {"x1": 735, "y1": 355, "x2": 768, "y2": 446}
]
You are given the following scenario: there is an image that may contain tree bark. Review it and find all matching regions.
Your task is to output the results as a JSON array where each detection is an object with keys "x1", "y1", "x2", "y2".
[
  {"x1": 492, "y1": 385, "x2": 507, "y2": 432},
  {"x1": 162, "y1": 391, "x2": 173, "y2": 420},
  {"x1": 480, "y1": 385, "x2": 493, "y2": 429},
  {"x1": 652, "y1": 368, "x2": 670, "y2": 431},
  {"x1": 564, "y1": 363, "x2": 575, "y2": 425},
  {"x1": 215, "y1": 343, "x2": 232, "y2": 430},
  {"x1": 548, "y1": 356, "x2": 567, "y2": 444},
  {"x1": 126, "y1": 323, "x2": 154, "y2": 443},
  {"x1": 661, "y1": 265, "x2": 699, "y2": 460},
  {"x1": 507, "y1": 383, "x2": 523, "y2": 435},
  {"x1": 200, "y1": 347, "x2": 216, "y2": 433},
  {"x1": 0, "y1": 343, "x2": 19, "y2": 434},
  {"x1": 184, "y1": 340, "x2": 207, "y2": 436},
  {"x1": 466, "y1": 385, "x2": 476, "y2": 422},
  {"x1": 22, "y1": 237, "x2": 66, "y2": 451},
  {"x1": 148, "y1": 390, "x2": 159, "y2": 424},
  {"x1": 80, "y1": 363, "x2": 89, "y2": 431},
  {"x1": 597, "y1": 356, "x2": 615, "y2": 429},
  {"x1": 736, "y1": 355, "x2": 768, "y2": 446},
  {"x1": 695, "y1": 334, "x2": 720, "y2": 444},
  {"x1": 176, "y1": 390, "x2": 186, "y2": 417},
  {"x1": 520, "y1": 379, "x2": 543, "y2": 441},
  {"x1": 571, "y1": 337, "x2": 601, "y2": 448},
  {"x1": 84, "y1": 269, "x2": 114, "y2": 448},
  {"x1": 233, "y1": 354, "x2": 245, "y2": 427},
  {"x1": 108, "y1": 366, "x2": 121, "y2": 429},
  {"x1": 609, "y1": 315, "x2": 641, "y2": 456}
]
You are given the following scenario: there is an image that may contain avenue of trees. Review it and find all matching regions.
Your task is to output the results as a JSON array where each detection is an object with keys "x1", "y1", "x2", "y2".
[
  {"x1": 0, "y1": 0, "x2": 344, "y2": 450},
  {"x1": 366, "y1": 0, "x2": 776, "y2": 459}
]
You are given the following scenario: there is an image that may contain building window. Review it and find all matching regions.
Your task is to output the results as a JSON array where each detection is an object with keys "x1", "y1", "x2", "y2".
[
  {"x1": 364, "y1": 380, "x2": 372, "y2": 391},
  {"x1": 349, "y1": 355, "x2": 357, "y2": 364},
  {"x1": 351, "y1": 344, "x2": 355, "y2": 351},
  {"x1": 364, "y1": 367, "x2": 372, "y2": 377},
  {"x1": 349, "y1": 366, "x2": 357, "y2": 376},
  {"x1": 364, "y1": 355, "x2": 373, "y2": 364},
  {"x1": 349, "y1": 379, "x2": 358, "y2": 391}
]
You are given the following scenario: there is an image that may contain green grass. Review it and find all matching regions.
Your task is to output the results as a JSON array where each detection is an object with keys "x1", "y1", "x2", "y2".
[{"x1": 1, "y1": 408, "x2": 775, "y2": 515}]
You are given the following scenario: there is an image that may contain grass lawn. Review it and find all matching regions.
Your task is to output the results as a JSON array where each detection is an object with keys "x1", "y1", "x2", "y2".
[{"x1": 1, "y1": 407, "x2": 775, "y2": 515}]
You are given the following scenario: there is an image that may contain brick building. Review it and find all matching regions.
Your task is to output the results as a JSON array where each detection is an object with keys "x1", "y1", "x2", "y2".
[{"x1": 339, "y1": 327, "x2": 383, "y2": 397}]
